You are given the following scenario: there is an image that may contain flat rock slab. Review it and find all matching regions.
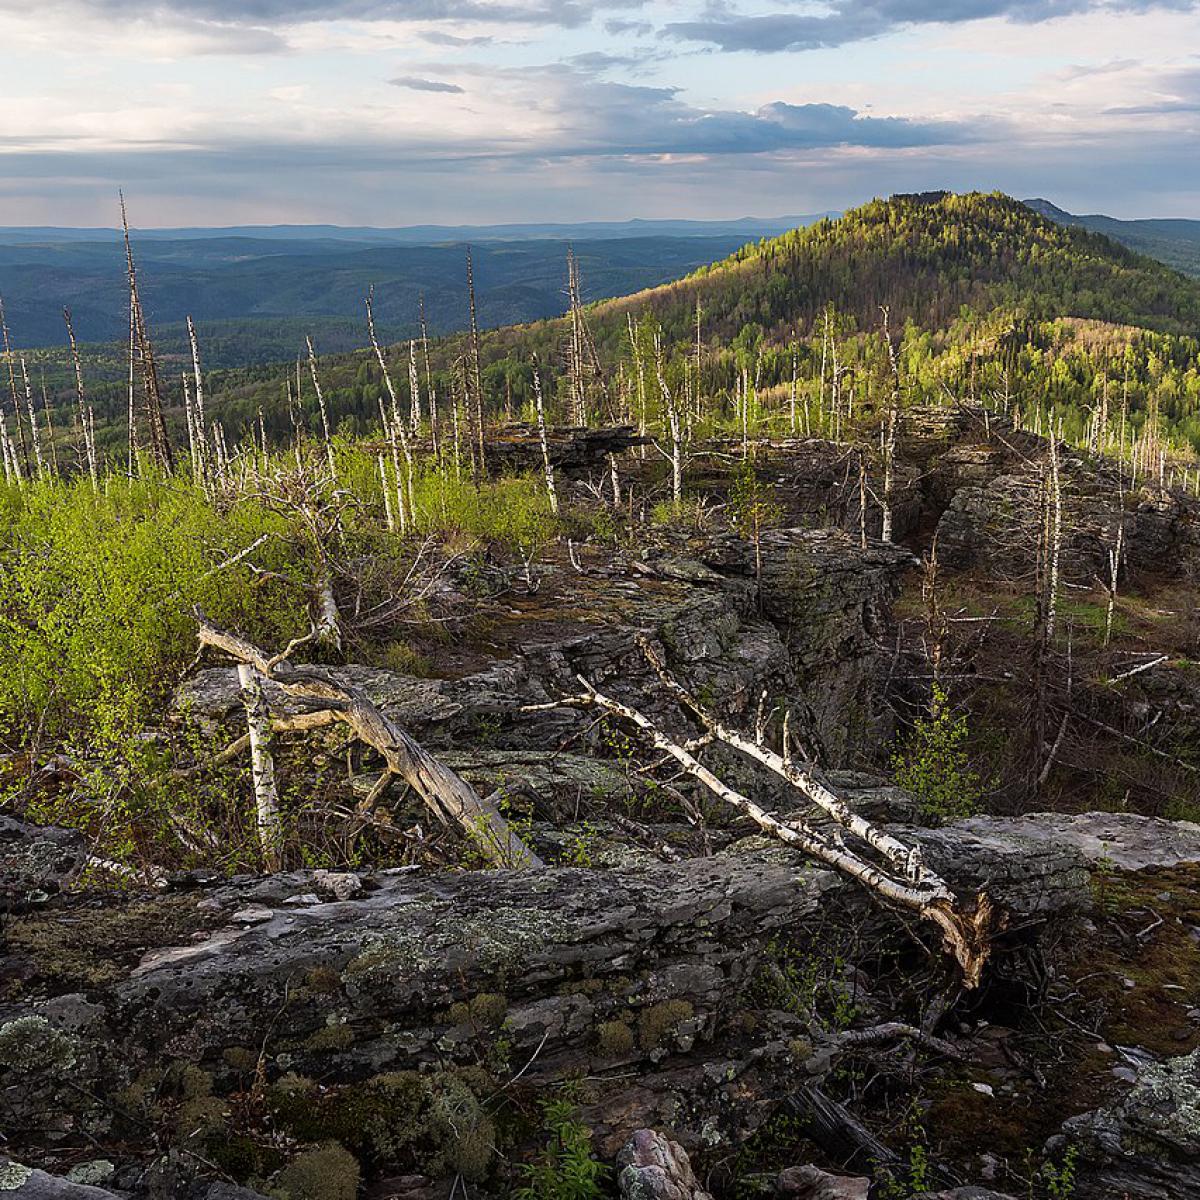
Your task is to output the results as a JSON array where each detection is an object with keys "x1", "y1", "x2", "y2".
[{"x1": 960, "y1": 812, "x2": 1200, "y2": 873}]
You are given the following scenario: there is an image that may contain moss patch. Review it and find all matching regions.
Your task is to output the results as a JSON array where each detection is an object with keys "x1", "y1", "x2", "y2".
[
  {"x1": 638, "y1": 1000, "x2": 694, "y2": 1051},
  {"x1": 272, "y1": 1141, "x2": 359, "y2": 1200},
  {"x1": 5, "y1": 896, "x2": 224, "y2": 995}
]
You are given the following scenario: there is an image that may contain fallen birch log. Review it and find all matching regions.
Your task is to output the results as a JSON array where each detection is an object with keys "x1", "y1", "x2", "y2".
[
  {"x1": 195, "y1": 612, "x2": 542, "y2": 869},
  {"x1": 528, "y1": 675, "x2": 996, "y2": 986}
]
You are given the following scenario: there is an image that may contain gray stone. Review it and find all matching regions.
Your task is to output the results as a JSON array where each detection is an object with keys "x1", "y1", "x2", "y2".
[
  {"x1": 617, "y1": 1130, "x2": 712, "y2": 1200},
  {"x1": 1057, "y1": 1047, "x2": 1200, "y2": 1199}
]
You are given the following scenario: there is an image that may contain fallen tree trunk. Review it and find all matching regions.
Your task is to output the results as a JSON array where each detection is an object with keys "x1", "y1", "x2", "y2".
[
  {"x1": 195, "y1": 613, "x2": 542, "y2": 868},
  {"x1": 530, "y1": 676, "x2": 997, "y2": 986}
]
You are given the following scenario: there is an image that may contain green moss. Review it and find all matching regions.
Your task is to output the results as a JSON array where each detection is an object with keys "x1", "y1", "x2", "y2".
[
  {"x1": 447, "y1": 992, "x2": 508, "y2": 1029},
  {"x1": 305, "y1": 1023, "x2": 354, "y2": 1053},
  {"x1": 173, "y1": 1063, "x2": 214, "y2": 1099},
  {"x1": 637, "y1": 1000, "x2": 694, "y2": 1051},
  {"x1": 176, "y1": 1095, "x2": 229, "y2": 1139},
  {"x1": 304, "y1": 966, "x2": 344, "y2": 995},
  {"x1": 6, "y1": 897, "x2": 223, "y2": 991},
  {"x1": 222, "y1": 1046, "x2": 260, "y2": 1072},
  {"x1": 272, "y1": 1142, "x2": 359, "y2": 1200},
  {"x1": 594, "y1": 1020, "x2": 635, "y2": 1057},
  {"x1": 268, "y1": 1068, "x2": 497, "y2": 1181}
]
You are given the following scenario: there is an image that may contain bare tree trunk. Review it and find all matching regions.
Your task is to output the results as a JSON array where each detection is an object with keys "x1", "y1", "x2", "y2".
[
  {"x1": 19, "y1": 357, "x2": 45, "y2": 480},
  {"x1": 408, "y1": 340, "x2": 422, "y2": 432},
  {"x1": 466, "y1": 247, "x2": 487, "y2": 481},
  {"x1": 366, "y1": 293, "x2": 416, "y2": 527},
  {"x1": 0, "y1": 295, "x2": 28, "y2": 477},
  {"x1": 531, "y1": 355, "x2": 559, "y2": 514},
  {"x1": 305, "y1": 336, "x2": 338, "y2": 481},
  {"x1": 187, "y1": 316, "x2": 209, "y2": 490},
  {"x1": 879, "y1": 306, "x2": 901, "y2": 543},
  {"x1": 419, "y1": 295, "x2": 439, "y2": 462},
  {"x1": 197, "y1": 615, "x2": 542, "y2": 868},
  {"x1": 536, "y1": 671, "x2": 995, "y2": 986},
  {"x1": 237, "y1": 663, "x2": 283, "y2": 872},
  {"x1": 654, "y1": 332, "x2": 683, "y2": 505},
  {"x1": 121, "y1": 192, "x2": 173, "y2": 473},
  {"x1": 62, "y1": 307, "x2": 97, "y2": 487},
  {"x1": 39, "y1": 372, "x2": 59, "y2": 477}
]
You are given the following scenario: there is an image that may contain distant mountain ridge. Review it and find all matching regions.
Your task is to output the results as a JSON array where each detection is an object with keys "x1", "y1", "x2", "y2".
[
  {"x1": 0, "y1": 216, "x2": 832, "y2": 360},
  {"x1": 1024, "y1": 198, "x2": 1200, "y2": 277},
  {"x1": 0, "y1": 215, "x2": 833, "y2": 246}
]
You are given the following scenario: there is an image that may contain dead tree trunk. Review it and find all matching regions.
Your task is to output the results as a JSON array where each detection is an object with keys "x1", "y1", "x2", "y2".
[
  {"x1": 121, "y1": 193, "x2": 173, "y2": 473},
  {"x1": 305, "y1": 336, "x2": 338, "y2": 481},
  {"x1": 237, "y1": 663, "x2": 283, "y2": 871},
  {"x1": 62, "y1": 307, "x2": 97, "y2": 487},
  {"x1": 196, "y1": 615, "x2": 542, "y2": 869},
  {"x1": 531, "y1": 355, "x2": 559, "y2": 515},
  {"x1": 533, "y1": 661, "x2": 996, "y2": 986}
]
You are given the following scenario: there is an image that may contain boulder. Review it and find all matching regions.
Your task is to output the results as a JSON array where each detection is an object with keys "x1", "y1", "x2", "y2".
[{"x1": 616, "y1": 1130, "x2": 712, "y2": 1200}]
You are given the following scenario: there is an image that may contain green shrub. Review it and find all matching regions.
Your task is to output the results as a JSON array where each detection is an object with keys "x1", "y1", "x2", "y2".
[
  {"x1": 514, "y1": 1097, "x2": 608, "y2": 1200},
  {"x1": 892, "y1": 685, "x2": 985, "y2": 823}
]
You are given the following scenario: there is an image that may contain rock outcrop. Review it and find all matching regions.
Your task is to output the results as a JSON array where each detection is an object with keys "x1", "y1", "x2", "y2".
[{"x1": 1057, "y1": 1047, "x2": 1200, "y2": 1199}]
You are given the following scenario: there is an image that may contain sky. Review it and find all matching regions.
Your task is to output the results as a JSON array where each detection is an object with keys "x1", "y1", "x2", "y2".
[{"x1": 0, "y1": 0, "x2": 1199, "y2": 225}]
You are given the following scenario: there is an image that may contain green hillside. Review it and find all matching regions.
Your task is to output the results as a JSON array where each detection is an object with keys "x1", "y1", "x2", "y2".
[
  {"x1": 1027, "y1": 198, "x2": 1200, "y2": 278},
  {"x1": 20, "y1": 190, "x2": 1200, "y2": 458},
  {"x1": 593, "y1": 190, "x2": 1200, "y2": 343}
]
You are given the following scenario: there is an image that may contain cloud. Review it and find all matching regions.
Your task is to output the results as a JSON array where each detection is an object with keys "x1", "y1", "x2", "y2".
[
  {"x1": 389, "y1": 74, "x2": 466, "y2": 91},
  {"x1": 663, "y1": 0, "x2": 1190, "y2": 53},
  {"x1": 2, "y1": 0, "x2": 632, "y2": 30},
  {"x1": 603, "y1": 17, "x2": 652, "y2": 34},
  {"x1": 419, "y1": 30, "x2": 495, "y2": 44}
]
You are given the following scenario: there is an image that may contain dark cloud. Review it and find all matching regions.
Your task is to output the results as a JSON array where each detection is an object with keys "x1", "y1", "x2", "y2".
[
  {"x1": 663, "y1": 0, "x2": 1190, "y2": 53},
  {"x1": 389, "y1": 74, "x2": 466, "y2": 91},
  {"x1": 9, "y1": 0, "x2": 632, "y2": 28},
  {"x1": 453, "y1": 67, "x2": 991, "y2": 155}
]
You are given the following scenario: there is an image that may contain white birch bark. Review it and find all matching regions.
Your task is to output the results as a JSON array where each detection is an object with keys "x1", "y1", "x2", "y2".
[{"x1": 237, "y1": 663, "x2": 283, "y2": 872}]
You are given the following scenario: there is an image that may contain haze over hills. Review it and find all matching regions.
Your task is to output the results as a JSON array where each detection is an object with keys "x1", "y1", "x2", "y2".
[
  {"x1": 0, "y1": 216, "x2": 830, "y2": 362},
  {"x1": 0, "y1": 216, "x2": 829, "y2": 246},
  {"x1": 1025, "y1": 198, "x2": 1200, "y2": 278},
  {"x1": 99, "y1": 190, "x2": 1195, "y2": 459}
]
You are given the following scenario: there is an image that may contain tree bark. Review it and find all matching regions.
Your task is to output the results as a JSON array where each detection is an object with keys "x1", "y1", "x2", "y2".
[
  {"x1": 197, "y1": 615, "x2": 543, "y2": 869},
  {"x1": 237, "y1": 663, "x2": 283, "y2": 871}
]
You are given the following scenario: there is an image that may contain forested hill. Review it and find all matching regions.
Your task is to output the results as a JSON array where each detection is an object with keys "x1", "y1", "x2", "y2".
[
  {"x1": 1026, "y1": 197, "x2": 1200, "y2": 278},
  {"x1": 22, "y1": 189, "x2": 1200, "y2": 457},
  {"x1": 574, "y1": 190, "x2": 1200, "y2": 348}
]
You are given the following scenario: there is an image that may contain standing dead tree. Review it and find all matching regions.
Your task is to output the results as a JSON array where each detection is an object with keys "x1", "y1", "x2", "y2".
[
  {"x1": 0, "y1": 295, "x2": 29, "y2": 479},
  {"x1": 62, "y1": 307, "x2": 98, "y2": 486},
  {"x1": 365, "y1": 291, "x2": 416, "y2": 531},
  {"x1": 236, "y1": 662, "x2": 283, "y2": 871},
  {"x1": 305, "y1": 336, "x2": 338, "y2": 481},
  {"x1": 531, "y1": 354, "x2": 559, "y2": 514},
  {"x1": 529, "y1": 647, "x2": 997, "y2": 987},
  {"x1": 120, "y1": 193, "x2": 173, "y2": 473},
  {"x1": 465, "y1": 247, "x2": 488, "y2": 482},
  {"x1": 879, "y1": 306, "x2": 901, "y2": 543},
  {"x1": 195, "y1": 615, "x2": 542, "y2": 869}
]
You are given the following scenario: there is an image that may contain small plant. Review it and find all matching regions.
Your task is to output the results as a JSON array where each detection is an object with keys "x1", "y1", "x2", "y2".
[
  {"x1": 514, "y1": 1097, "x2": 609, "y2": 1200},
  {"x1": 892, "y1": 684, "x2": 986, "y2": 823},
  {"x1": 1041, "y1": 1144, "x2": 1078, "y2": 1199}
]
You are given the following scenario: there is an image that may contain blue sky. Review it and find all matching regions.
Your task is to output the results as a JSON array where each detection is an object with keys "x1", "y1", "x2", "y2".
[{"x1": 1, "y1": 0, "x2": 1198, "y2": 225}]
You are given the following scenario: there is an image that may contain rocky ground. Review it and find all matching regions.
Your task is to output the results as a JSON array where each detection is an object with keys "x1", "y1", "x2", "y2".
[{"x1": 2, "y1": 408, "x2": 1199, "y2": 1199}]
